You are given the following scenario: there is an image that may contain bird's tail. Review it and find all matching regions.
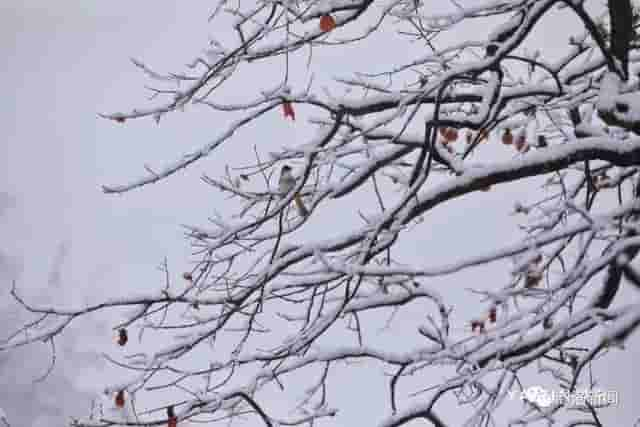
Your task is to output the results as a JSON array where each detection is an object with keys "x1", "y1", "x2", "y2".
[{"x1": 294, "y1": 194, "x2": 309, "y2": 217}]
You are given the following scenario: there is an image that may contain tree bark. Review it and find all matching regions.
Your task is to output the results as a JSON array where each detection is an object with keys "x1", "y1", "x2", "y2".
[{"x1": 609, "y1": 0, "x2": 633, "y2": 78}]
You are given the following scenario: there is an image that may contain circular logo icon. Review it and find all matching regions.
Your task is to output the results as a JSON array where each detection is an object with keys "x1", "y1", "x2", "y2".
[{"x1": 536, "y1": 389, "x2": 553, "y2": 407}]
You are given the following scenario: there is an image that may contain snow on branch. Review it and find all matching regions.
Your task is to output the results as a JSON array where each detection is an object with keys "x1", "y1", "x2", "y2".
[{"x1": 11, "y1": 0, "x2": 640, "y2": 426}]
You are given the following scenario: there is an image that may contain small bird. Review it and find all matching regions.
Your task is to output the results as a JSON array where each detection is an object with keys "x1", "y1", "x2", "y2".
[{"x1": 279, "y1": 165, "x2": 308, "y2": 217}]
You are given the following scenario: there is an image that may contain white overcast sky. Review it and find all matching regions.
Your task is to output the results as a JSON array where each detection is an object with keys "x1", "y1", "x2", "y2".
[{"x1": 1, "y1": 1, "x2": 639, "y2": 426}]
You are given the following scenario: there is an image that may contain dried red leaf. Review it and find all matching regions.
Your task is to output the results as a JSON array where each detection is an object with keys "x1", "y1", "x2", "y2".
[
  {"x1": 488, "y1": 307, "x2": 497, "y2": 323},
  {"x1": 439, "y1": 128, "x2": 456, "y2": 144},
  {"x1": 515, "y1": 133, "x2": 526, "y2": 152},
  {"x1": 115, "y1": 390, "x2": 125, "y2": 408},
  {"x1": 282, "y1": 101, "x2": 295, "y2": 120},
  {"x1": 594, "y1": 173, "x2": 614, "y2": 190},
  {"x1": 167, "y1": 406, "x2": 177, "y2": 427},
  {"x1": 471, "y1": 319, "x2": 487, "y2": 333},
  {"x1": 501, "y1": 128, "x2": 513, "y2": 145},
  {"x1": 319, "y1": 14, "x2": 336, "y2": 32},
  {"x1": 444, "y1": 128, "x2": 458, "y2": 142},
  {"x1": 525, "y1": 270, "x2": 542, "y2": 288},
  {"x1": 117, "y1": 328, "x2": 128, "y2": 346}
]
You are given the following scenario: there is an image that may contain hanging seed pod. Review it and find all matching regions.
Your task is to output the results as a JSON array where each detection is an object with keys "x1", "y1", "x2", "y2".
[
  {"x1": 514, "y1": 131, "x2": 526, "y2": 152},
  {"x1": 117, "y1": 328, "x2": 128, "y2": 346},
  {"x1": 115, "y1": 390, "x2": 125, "y2": 408},
  {"x1": 488, "y1": 307, "x2": 497, "y2": 323},
  {"x1": 444, "y1": 128, "x2": 458, "y2": 142},
  {"x1": 594, "y1": 173, "x2": 613, "y2": 190},
  {"x1": 471, "y1": 319, "x2": 485, "y2": 333},
  {"x1": 525, "y1": 269, "x2": 542, "y2": 288},
  {"x1": 167, "y1": 405, "x2": 177, "y2": 427},
  {"x1": 471, "y1": 319, "x2": 484, "y2": 333},
  {"x1": 282, "y1": 101, "x2": 295, "y2": 120},
  {"x1": 319, "y1": 14, "x2": 337, "y2": 32},
  {"x1": 501, "y1": 128, "x2": 513, "y2": 145},
  {"x1": 470, "y1": 320, "x2": 479, "y2": 332}
]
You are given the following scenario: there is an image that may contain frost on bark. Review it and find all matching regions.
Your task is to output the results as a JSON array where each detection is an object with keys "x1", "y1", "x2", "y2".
[{"x1": 4, "y1": 1, "x2": 640, "y2": 426}]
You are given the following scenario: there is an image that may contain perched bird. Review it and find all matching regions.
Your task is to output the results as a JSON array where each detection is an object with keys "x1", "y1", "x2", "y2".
[{"x1": 279, "y1": 165, "x2": 309, "y2": 217}]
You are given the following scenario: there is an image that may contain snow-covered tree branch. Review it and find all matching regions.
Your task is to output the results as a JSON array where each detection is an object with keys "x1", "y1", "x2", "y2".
[{"x1": 5, "y1": 0, "x2": 640, "y2": 426}]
